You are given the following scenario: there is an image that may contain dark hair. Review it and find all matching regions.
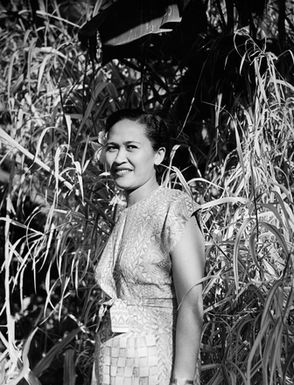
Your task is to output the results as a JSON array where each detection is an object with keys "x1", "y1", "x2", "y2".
[{"x1": 105, "y1": 109, "x2": 170, "y2": 157}]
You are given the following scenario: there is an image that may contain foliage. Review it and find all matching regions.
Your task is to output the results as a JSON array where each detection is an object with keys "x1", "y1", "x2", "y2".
[
  {"x1": 0, "y1": 1, "x2": 109, "y2": 383},
  {"x1": 0, "y1": 1, "x2": 293, "y2": 385},
  {"x1": 199, "y1": 33, "x2": 294, "y2": 384}
]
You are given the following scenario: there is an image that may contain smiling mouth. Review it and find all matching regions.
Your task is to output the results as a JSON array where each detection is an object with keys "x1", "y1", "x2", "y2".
[{"x1": 113, "y1": 169, "x2": 133, "y2": 177}]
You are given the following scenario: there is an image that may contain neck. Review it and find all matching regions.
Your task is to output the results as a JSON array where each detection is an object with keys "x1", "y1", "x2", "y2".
[{"x1": 126, "y1": 178, "x2": 159, "y2": 206}]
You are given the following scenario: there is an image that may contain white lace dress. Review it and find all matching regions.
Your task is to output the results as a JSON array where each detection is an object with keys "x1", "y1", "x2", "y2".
[{"x1": 91, "y1": 186, "x2": 199, "y2": 385}]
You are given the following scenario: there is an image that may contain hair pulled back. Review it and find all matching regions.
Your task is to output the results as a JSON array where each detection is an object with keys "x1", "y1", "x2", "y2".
[{"x1": 105, "y1": 109, "x2": 170, "y2": 161}]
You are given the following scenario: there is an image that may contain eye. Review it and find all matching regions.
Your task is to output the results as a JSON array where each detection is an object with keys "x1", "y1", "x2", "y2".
[
  {"x1": 127, "y1": 144, "x2": 138, "y2": 150},
  {"x1": 105, "y1": 144, "x2": 118, "y2": 152}
]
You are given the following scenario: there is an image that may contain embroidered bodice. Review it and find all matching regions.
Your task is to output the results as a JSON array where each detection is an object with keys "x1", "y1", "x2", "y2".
[{"x1": 95, "y1": 186, "x2": 199, "y2": 306}]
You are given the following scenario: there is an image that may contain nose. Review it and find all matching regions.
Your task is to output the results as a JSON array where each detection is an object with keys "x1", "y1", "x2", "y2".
[{"x1": 113, "y1": 147, "x2": 127, "y2": 164}]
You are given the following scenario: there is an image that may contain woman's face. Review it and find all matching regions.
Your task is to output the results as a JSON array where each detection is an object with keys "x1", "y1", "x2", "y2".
[{"x1": 105, "y1": 119, "x2": 164, "y2": 192}]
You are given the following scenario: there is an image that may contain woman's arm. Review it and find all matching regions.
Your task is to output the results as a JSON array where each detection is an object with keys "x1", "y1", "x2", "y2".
[{"x1": 171, "y1": 215, "x2": 205, "y2": 384}]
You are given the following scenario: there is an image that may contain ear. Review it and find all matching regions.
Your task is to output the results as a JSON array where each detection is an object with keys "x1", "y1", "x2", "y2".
[{"x1": 154, "y1": 147, "x2": 166, "y2": 165}]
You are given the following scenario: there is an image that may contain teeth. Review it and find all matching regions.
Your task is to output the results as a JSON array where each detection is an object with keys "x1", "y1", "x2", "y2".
[{"x1": 115, "y1": 169, "x2": 131, "y2": 176}]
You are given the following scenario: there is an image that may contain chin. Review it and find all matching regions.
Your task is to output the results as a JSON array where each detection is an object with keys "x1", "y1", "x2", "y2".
[
  {"x1": 114, "y1": 179, "x2": 133, "y2": 191},
  {"x1": 116, "y1": 181, "x2": 140, "y2": 192}
]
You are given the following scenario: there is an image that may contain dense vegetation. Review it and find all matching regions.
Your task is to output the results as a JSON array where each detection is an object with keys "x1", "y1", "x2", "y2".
[{"x1": 0, "y1": 1, "x2": 293, "y2": 384}]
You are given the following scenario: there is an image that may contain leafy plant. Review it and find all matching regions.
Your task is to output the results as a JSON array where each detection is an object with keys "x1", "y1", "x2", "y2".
[
  {"x1": 198, "y1": 31, "x2": 294, "y2": 385},
  {"x1": 0, "y1": 1, "x2": 294, "y2": 385}
]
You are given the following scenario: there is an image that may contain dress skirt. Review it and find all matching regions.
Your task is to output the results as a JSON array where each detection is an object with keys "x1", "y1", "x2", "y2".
[{"x1": 91, "y1": 301, "x2": 176, "y2": 385}]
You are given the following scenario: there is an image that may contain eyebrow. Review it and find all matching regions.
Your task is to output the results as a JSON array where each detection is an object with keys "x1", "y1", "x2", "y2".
[{"x1": 105, "y1": 140, "x2": 141, "y2": 145}]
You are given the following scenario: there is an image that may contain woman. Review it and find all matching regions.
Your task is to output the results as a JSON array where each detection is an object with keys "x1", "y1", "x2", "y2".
[{"x1": 92, "y1": 109, "x2": 205, "y2": 385}]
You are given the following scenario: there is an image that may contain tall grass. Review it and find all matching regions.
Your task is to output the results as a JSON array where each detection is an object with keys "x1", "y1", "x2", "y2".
[
  {"x1": 0, "y1": 3, "x2": 111, "y2": 384},
  {"x1": 0, "y1": 3, "x2": 293, "y2": 385},
  {"x1": 197, "y1": 31, "x2": 294, "y2": 385},
  {"x1": 0, "y1": 1, "x2": 154, "y2": 383}
]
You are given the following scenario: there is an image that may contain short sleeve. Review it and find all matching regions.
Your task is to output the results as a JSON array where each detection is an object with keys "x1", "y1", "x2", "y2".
[{"x1": 162, "y1": 192, "x2": 200, "y2": 253}]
